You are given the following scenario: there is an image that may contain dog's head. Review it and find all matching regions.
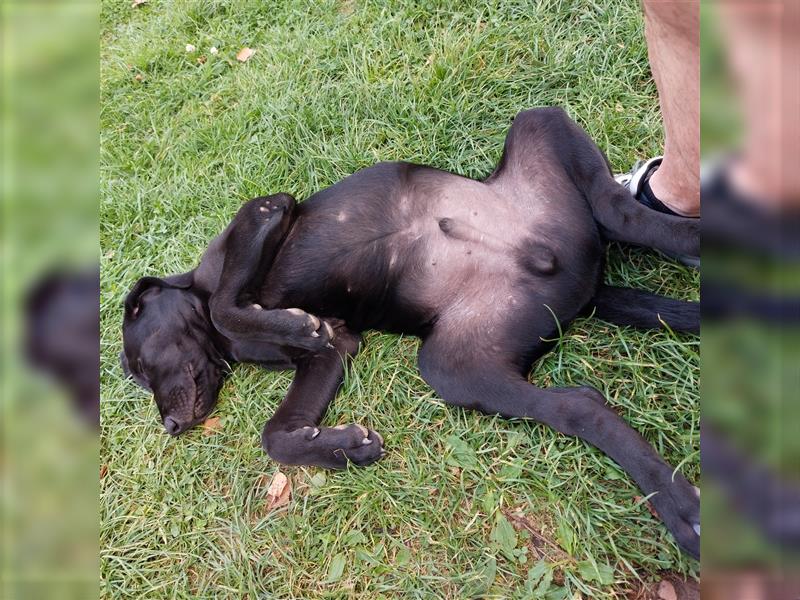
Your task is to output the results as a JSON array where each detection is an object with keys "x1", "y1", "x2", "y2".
[{"x1": 121, "y1": 273, "x2": 228, "y2": 435}]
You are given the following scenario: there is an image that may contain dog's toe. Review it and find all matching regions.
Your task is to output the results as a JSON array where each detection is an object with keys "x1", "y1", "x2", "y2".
[{"x1": 324, "y1": 424, "x2": 385, "y2": 468}]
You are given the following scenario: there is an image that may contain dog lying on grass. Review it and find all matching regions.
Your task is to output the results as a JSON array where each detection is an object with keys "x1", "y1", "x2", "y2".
[{"x1": 121, "y1": 107, "x2": 700, "y2": 557}]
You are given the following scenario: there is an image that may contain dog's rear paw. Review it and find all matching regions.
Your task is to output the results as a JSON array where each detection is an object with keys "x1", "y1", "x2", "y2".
[
  {"x1": 257, "y1": 194, "x2": 294, "y2": 219},
  {"x1": 650, "y1": 475, "x2": 700, "y2": 559},
  {"x1": 262, "y1": 423, "x2": 385, "y2": 469}
]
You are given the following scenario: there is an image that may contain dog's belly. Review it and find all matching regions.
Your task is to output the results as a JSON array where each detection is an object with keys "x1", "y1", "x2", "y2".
[
  {"x1": 389, "y1": 171, "x2": 600, "y2": 321},
  {"x1": 262, "y1": 162, "x2": 601, "y2": 333}
]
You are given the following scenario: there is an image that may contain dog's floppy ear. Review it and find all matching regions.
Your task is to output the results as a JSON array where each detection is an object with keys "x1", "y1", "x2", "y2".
[{"x1": 123, "y1": 271, "x2": 194, "y2": 321}]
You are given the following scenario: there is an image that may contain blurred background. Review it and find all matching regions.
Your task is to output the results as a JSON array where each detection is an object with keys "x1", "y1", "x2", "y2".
[
  {"x1": 1, "y1": 1, "x2": 99, "y2": 598},
  {"x1": 1, "y1": 0, "x2": 798, "y2": 598},
  {"x1": 701, "y1": 0, "x2": 800, "y2": 598}
]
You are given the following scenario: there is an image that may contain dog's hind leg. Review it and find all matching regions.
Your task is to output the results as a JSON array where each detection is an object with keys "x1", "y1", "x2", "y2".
[
  {"x1": 417, "y1": 326, "x2": 700, "y2": 558},
  {"x1": 588, "y1": 284, "x2": 699, "y2": 333},
  {"x1": 260, "y1": 325, "x2": 386, "y2": 469},
  {"x1": 583, "y1": 172, "x2": 700, "y2": 259},
  {"x1": 499, "y1": 108, "x2": 698, "y2": 258}
]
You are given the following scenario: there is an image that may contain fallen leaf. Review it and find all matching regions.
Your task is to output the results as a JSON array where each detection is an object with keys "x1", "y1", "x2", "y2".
[
  {"x1": 100, "y1": 464, "x2": 108, "y2": 479},
  {"x1": 658, "y1": 580, "x2": 678, "y2": 600},
  {"x1": 266, "y1": 470, "x2": 292, "y2": 510},
  {"x1": 131, "y1": 0, "x2": 147, "y2": 7},
  {"x1": 134, "y1": 73, "x2": 144, "y2": 82},
  {"x1": 634, "y1": 495, "x2": 661, "y2": 519},
  {"x1": 196, "y1": 55, "x2": 207, "y2": 64},
  {"x1": 202, "y1": 416, "x2": 222, "y2": 435},
  {"x1": 236, "y1": 47, "x2": 256, "y2": 62}
]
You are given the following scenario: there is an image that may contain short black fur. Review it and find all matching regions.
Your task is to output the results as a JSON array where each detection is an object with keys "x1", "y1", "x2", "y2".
[{"x1": 121, "y1": 108, "x2": 700, "y2": 557}]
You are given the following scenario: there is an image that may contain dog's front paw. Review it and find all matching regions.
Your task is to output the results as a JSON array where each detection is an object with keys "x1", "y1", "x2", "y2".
[
  {"x1": 262, "y1": 423, "x2": 386, "y2": 469},
  {"x1": 649, "y1": 474, "x2": 700, "y2": 559},
  {"x1": 284, "y1": 308, "x2": 334, "y2": 351}
]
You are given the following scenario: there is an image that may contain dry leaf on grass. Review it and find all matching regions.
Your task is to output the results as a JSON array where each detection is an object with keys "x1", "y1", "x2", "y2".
[
  {"x1": 131, "y1": 0, "x2": 147, "y2": 7},
  {"x1": 134, "y1": 73, "x2": 144, "y2": 82},
  {"x1": 196, "y1": 55, "x2": 207, "y2": 65},
  {"x1": 100, "y1": 464, "x2": 108, "y2": 479},
  {"x1": 266, "y1": 471, "x2": 292, "y2": 510},
  {"x1": 236, "y1": 47, "x2": 256, "y2": 62},
  {"x1": 657, "y1": 580, "x2": 678, "y2": 600},
  {"x1": 202, "y1": 416, "x2": 222, "y2": 435},
  {"x1": 634, "y1": 496, "x2": 660, "y2": 519}
]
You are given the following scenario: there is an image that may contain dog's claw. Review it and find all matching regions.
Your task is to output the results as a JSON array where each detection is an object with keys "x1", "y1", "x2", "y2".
[
  {"x1": 278, "y1": 424, "x2": 385, "y2": 469},
  {"x1": 301, "y1": 425, "x2": 321, "y2": 440},
  {"x1": 693, "y1": 523, "x2": 700, "y2": 536},
  {"x1": 310, "y1": 331, "x2": 320, "y2": 338}
]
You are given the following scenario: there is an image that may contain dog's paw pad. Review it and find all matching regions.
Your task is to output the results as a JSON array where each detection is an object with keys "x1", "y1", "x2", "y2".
[
  {"x1": 302, "y1": 425, "x2": 321, "y2": 439},
  {"x1": 322, "y1": 423, "x2": 385, "y2": 467},
  {"x1": 286, "y1": 307, "x2": 320, "y2": 329}
]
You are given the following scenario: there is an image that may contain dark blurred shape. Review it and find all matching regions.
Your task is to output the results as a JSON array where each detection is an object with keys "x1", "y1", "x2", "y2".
[
  {"x1": 701, "y1": 0, "x2": 800, "y2": 597},
  {"x1": 703, "y1": 426, "x2": 800, "y2": 547},
  {"x1": 702, "y1": 166, "x2": 800, "y2": 260},
  {"x1": 1, "y1": 0, "x2": 99, "y2": 596},
  {"x1": 25, "y1": 269, "x2": 100, "y2": 427}
]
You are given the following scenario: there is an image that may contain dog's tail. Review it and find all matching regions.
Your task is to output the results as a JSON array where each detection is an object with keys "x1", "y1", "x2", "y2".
[{"x1": 589, "y1": 284, "x2": 699, "y2": 333}]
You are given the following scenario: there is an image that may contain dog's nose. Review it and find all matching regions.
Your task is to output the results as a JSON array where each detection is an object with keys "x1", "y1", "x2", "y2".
[{"x1": 164, "y1": 416, "x2": 181, "y2": 435}]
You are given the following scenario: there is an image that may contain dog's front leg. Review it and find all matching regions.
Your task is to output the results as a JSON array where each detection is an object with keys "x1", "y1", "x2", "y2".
[
  {"x1": 207, "y1": 193, "x2": 333, "y2": 351},
  {"x1": 260, "y1": 325, "x2": 386, "y2": 469}
]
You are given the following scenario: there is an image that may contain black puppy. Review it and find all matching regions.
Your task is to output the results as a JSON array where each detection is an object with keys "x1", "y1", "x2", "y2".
[{"x1": 121, "y1": 108, "x2": 700, "y2": 557}]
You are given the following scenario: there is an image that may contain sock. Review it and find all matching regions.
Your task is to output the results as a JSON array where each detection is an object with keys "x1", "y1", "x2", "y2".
[{"x1": 638, "y1": 173, "x2": 684, "y2": 217}]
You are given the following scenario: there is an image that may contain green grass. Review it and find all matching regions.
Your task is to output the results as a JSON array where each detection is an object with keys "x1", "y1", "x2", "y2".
[{"x1": 100, "y1": 1, "x2": 699, "y2": 597}]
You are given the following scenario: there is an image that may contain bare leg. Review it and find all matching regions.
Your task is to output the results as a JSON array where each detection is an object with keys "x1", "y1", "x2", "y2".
[
  {"x1": 642, "y1": 0, "x2": 700, "y2": 216},
  {"x1": 719, "y1": 1, "x2": 800, "y2": 209}
]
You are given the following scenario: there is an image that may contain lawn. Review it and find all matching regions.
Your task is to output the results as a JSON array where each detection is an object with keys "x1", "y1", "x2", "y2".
[{"x1": 100, "y1": 1, "x2": 699, "y2": 597}]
